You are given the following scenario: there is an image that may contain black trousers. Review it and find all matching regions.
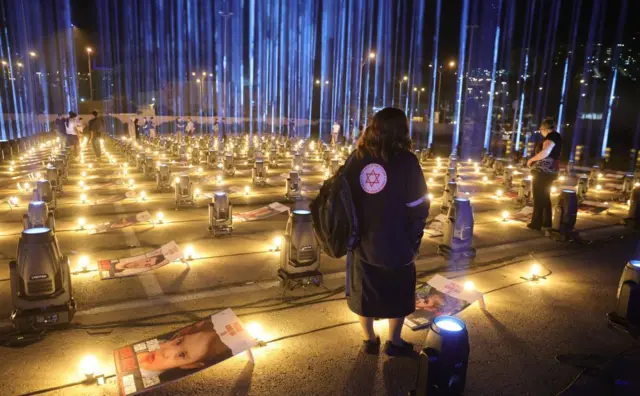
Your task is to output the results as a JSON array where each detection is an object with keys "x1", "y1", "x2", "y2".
[{"x1": 531, "y1": 171, "x2": 557, "y2": 228}]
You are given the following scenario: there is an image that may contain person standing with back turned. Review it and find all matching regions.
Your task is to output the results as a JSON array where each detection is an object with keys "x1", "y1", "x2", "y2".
[
  {"x1": 343, "y1": 107, "x2": 429, "y2": 356},
  {"x1": 89, "y1": 110, "x2": 104, "y2": 161},
  {"x1": 526, "y1": 118, "x2": 563, "y2": 230}
]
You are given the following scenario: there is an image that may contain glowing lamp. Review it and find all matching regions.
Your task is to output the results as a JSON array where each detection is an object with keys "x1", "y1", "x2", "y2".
[
  {"x1": 198, "y1": 167, "x2": 203, "y2": 173},
  {"x1": 551, "y1": 186, "x2": 557, "y2": 193},
  {"x1": 184, "y1": 245, "x2": 195, "y2": 260},
  {"x1": 559, "y1": 176, "x2": 566, "y2": 182},
  {"x1": 244, "y1": 186, "x2": 250, "y2": 196},
  {"x1": 9, "y1": 166, "x2": 14, "y2": 172},
  {"x1": 272, "y1": 236, "x2": 283, "y2": 251},
  {"x1": 80, "y1": 355, "x2": 99, "y2": 378},
  {"x1": 156, "y1": 211, "x2": 164, "y2": 224},
  {"x1": 139, "y1": 191, "x2": 147, "y2": 201},
  {"x1": 482, "y1": 176, "x2": 488, "y2": 183},
  {"x1": 596, "y1": 184, "x2": 602, "y2": 191},
  {"x1": 81, "y1": 171, "x2": 87, "y2": 177},
  {"x1": 501, "y1": 210, "x2": 509, "y2": 221},
  {"x1": 175, "y1": 177, "x2": 181, "y2": 184},
  {"x1": 413, "y1": 316, "x2": 469, "y2": 395},
  {"x1": 246, "y1": 322, "x2": 266, "y2": 341},
  {"x1": 128, "y1": 178, "x2": 134, "y2": 187},
  {"x1": 9, "y1": 196, "x2": 19, "y2": 206},
  {"x1": 194, "y1": 188, "x2": 201, "y2": 197},
  {"x1": 528, "y1": 263, "x2": 542, "y2": 280},
  {"x1": 463, "y1": 281, "x2": 475, "y2": 291},
  {"x1": 80, "y1": 193, "x2": 87, "y2": 203},
  {"x1": 79, "y1": 255, "x2": 90, "y2": 272},
  {"x1": 78, "y1": 217, "x2": 86, "y2": 230},
  {"x1": 428, "y1": 193, "x2": 434, "y2": 201},
  {"x1": 496, "y1": 189, "x2": 503, "y2": 197},
  {"x1": 216, "y1": 175, "x2": 222, "y2": 184}
]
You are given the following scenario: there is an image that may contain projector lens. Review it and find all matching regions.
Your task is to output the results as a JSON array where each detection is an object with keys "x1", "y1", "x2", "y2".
[
  {"x1": 24, "y1": 227, "x2": 51, "y2": 235},
  {"x1": 434, "y1": 316, "x2": 465, "y2": 332}
]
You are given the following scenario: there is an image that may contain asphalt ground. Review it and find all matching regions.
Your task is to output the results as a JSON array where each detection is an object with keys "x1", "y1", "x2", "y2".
[{"x1": 0, "y1": 136, "x2": 638, "y2": 395}]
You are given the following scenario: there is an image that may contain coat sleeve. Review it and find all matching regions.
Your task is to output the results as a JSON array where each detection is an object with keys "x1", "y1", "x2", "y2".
[{"x1": 405, "y1": 153, "x2": 429, "y2": 254}]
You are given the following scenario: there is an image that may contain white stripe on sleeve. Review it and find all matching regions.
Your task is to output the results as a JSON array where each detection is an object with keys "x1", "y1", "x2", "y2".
[{"x1": 406, "y1": 195, "x2": 427, "y2": 208}]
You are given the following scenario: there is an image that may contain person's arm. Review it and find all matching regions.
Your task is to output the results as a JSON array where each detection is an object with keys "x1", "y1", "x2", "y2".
[
  {"x1": 406, "y1": 155, "x2": 429, "y2": 253},
  {"x1": 527, "y1": 139, "x2": 555, "y2": 166}
]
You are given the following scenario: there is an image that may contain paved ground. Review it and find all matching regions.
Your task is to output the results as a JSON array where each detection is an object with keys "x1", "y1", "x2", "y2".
[{"x1": 0, "y1": 136, "x2": 638, "y2": 395}]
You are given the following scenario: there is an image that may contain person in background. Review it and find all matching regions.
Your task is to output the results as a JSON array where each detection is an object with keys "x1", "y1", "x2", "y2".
[
  {"x1": 186, "y1": 117, "x2": 195, "y2": 137},
  {"x1": 54, "y1": 114, "x2": 66, "y2": 140},
  {"x1": 88, "y1": 110, "x2": 104, "y2": 160},
  {"x1": 148, "y1": 117, "x2": 156, "y2": 138},
  {"x1": 331, "y1": 121, "x2": 341, "y2": 147},
  {"x1": 343, "y1": 107, "x2": 429, "y2": 356},
  {"x1": 176, "y1": 116, "x2": 186, "y2": 141},
  {"x1": 65, "y1": 111, "x2": 80, "y2": 158},
  {"x1": 527, "y1": 118, "x2": 563, "y2": 230},
  {"x1": 133, "y1": 118, "x2": 140, "y2": 140}
]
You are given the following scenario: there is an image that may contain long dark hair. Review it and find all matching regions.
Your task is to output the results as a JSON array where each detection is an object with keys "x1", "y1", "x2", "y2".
[{"x1": 356, "y1": 107, "x2": 412, "y2": 161}]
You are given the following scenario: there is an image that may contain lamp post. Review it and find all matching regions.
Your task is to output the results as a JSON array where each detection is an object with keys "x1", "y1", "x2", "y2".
[
  {"x1": 86, "y1": 47, "x2": 93, "y2": 101},
  {"x1": 398, "y1": 75, "x2": 408, "y2": 107},
  {"x1": 360, "y1": 51, "x2": 376, "y2": 123},
  {"x1": 436, "y1": 61, "x2": 456, "y2": 120}
]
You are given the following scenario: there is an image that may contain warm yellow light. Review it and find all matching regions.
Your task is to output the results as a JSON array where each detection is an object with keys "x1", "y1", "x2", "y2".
[
  {"x1": 156, "y1": 211, "x2": 164, "y2": 223},
  {"x1": 368, "y1": 52, "x2": 376, "y2": 59},
  {"x1": 403, "y1": 75, "x2": 408, "y2": 81},
  {"x1": 80, "y1": 355, "x2": 98, "y2": 377},
  {"x1": 530, "y1": 263, "x2": 541, "y2": 278},
  {"x1": 463, "y1": 281, "x2": 475, "y2": 291},
  {"x1": 598, "y1": 173, "x2": 603, "y2": 178},
  {"x1": 80, "y1": 193, "x2": 87, "y2": 203},
  {"x1": 86, "y1": 47, "x2": 93, "y2": 54},
  {"x1": 175, "y1": 177, "x2": 181, "y2": 184},
  {"x1": 81, "y1": 171, "x2": 87, "y2": 177},
  {"x1": 551, "y1": 186, "x2": 557, "y2": 193},
  {"x1": 216, "y1": 175, "x2": 222, "y2": 184},
  {"x1": 194, "y1": 188, "x2": 201, "y2": 196},
  {"x1": 428, "y1": 193, "x2": 434, "y2": 201},
  {"x1": 128, "y1": 178, "x2": 134, "y2": 186},
  {"x1": 559, "y1": 176, "x2": 565, "y2": 182},
  {"x1": 139, "y1": 191, "x2": 147, "y2": 200},
  {"x1": 448, "y1": 60, "x2": 456, "y2": 68},
  {"x1": 78, "y1": 217, "x2": 86, "y2": 229},
  {"x1": 496, "y1": 189, "x2": 503, "y2": 197},
  {"x1": 9, "y1": 196, "x2": 18, "y2": 206},
  {"x1": 501, "y1": 210, "x2": 509, "y2": 220},
  {"x1": 184, "y1": 244, "x2": 195, "y2": 260},
  {"x1": 29, "y1": 51, "x2": 37, "y2": 57},
  {"x1": 596, "y1": 184, "x2": 602, "y2": 191},
  {"x1": 482, "y1": 176, "x2": 488, "y2": 182},
  {"x1": 273, "y1": 236, "x2": 283, "y2": 251},
  {"x1": 244, "y1": 186, "x2": 250, "y2": 195},
  {"x1": 246, "y1": 322, "x2": 266, "y2": 340},
  {"x1": 79, "y1": 255, "x2": 90, "y2": 271}
]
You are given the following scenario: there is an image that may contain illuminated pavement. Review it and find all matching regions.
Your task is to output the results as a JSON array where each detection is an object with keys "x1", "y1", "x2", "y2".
[{"x1": 0, "y1": 136, "x2": 639, "y2": 395}]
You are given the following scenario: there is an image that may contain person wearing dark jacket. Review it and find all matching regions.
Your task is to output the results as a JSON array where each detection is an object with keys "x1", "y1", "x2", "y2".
[
  {"x1": 526, "y1": 118, "x2": 562, "y2": 230},
  {"x1": 88, "y1": 110, "x2": 104, "y2": 160},
  {"x1": 343, "y1": 107, "x2": 429, "y2": 356}
]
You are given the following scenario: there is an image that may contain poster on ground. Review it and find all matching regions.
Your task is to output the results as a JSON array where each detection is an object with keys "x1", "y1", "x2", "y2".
[
  {"x1": 114, "y1": 308, "x2": 257, "y2": 396},
  {"x1": 233, "y1": 202, "x2": 290, "y2": 222},
  {"x1": 89, "y1": 211, "x2": 152, "y2": 235},
  {"x1": 405, "y1": 274, "x2": 483, "y2": 330},
  {"x1": 98, "y1": 240, "x2": 182, "y2": 279}
]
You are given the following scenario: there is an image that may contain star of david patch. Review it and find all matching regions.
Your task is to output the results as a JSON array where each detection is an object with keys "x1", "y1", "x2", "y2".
[{"x1": 360, "y1": 163, "x2": 387, "y2": 194}]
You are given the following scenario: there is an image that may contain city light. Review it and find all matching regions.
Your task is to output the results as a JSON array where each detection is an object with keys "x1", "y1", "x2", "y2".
[
  {"x1": 86, "y1": 47, "x2": 92, "y2": 54},
  {"x1": 368, "y1": 51, "x2": 376, "y2": 59},
  {"x1": 29, "y1": 51, "x2": 36, "y2": 57},
  {"x1": 449, "y1": 60, "x2": 456, "y2": 68}
]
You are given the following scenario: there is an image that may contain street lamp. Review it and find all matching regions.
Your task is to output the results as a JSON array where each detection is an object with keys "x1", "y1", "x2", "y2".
[
  {"x1": 368, "y1": 52, "x2": 376, "y2": 60},
  {"x1": 315, "y1": 79, "x2": 320, "y2": 85},
  {"x1": 196, "y1": 79, "x2": 202, "y2": 114},
  {"x1": 16, "y1": 62, "x2": 23, "y2": 68},
  {"x1": 398, "y1": 75, "x2": 408, "y2": 105},
  {"x1": 86, "y1": 47, "x2": 93, "y2": 101},
  {"x1": 414, "y1": 87, "x2": 425, "y2": 113},
  {"x1": 1, "y1": 60, "x2": 7, "y2": 66},
  {"x1": 29, "y1": 51, "x2": 37, "y2": 58},
  {"x1": 436, "y1": 61, "x2": 456, "y2": 116}
]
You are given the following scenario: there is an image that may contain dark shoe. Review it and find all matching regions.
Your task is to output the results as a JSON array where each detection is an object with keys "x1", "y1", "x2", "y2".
[
  {"x1": 384, "y1": 340, "x2": 414, "y2": 357},
  {"x1": 526, "y1": 223, "x2": 541, "y2": 231},
  {"x1": 362, "y1": 336, "x2": 381, "y2": 355}
]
